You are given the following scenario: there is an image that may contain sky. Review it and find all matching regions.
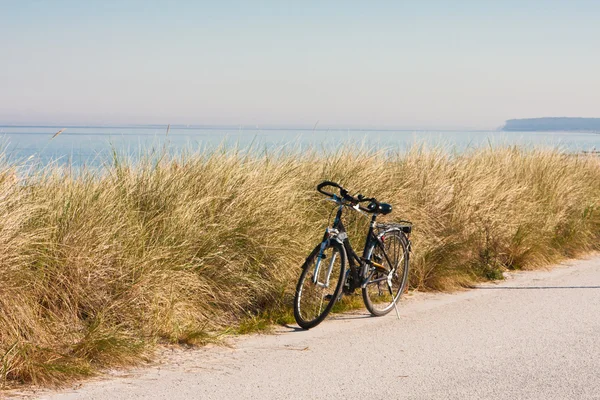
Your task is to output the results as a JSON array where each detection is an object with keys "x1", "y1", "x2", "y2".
[{"x1": 1, "y1": 0, "x2": 599, "y2": 129}]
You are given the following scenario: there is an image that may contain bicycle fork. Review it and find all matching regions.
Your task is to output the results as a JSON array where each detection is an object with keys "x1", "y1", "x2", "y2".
[
  {"x1": 312, "y1": 228, "x2": 346, "y2": 288},
  {"x1": 313, "y1": 242, "x2": 337, "y2": 288}
]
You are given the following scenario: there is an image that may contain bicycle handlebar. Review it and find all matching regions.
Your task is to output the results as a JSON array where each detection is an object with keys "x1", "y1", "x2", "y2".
[
  {"x1": 316, "y1": 181, "x2": 381, "y2": 213},
  {"x1": 316, "y1": 181, "x2": 342, "y2": 198}
]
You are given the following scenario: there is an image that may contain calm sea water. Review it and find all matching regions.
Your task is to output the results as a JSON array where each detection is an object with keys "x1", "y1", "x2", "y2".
[{"x1": 1, "y1": 125, "x2": 599, "y2": 167}]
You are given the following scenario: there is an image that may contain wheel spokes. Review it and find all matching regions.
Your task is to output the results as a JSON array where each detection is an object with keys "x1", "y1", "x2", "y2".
[{"x1": 364, "y1": 232, "x2": 407, "y2": 313}]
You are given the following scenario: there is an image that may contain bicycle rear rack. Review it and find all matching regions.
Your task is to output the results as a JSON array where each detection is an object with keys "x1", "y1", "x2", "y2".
[{"x1": 376, "y1": 221, "x2": 412, "y2": 234}]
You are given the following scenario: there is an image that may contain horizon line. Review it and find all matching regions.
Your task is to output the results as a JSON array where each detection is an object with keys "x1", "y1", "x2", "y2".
[{"x1": 0, "y1": 123, "x2": 500, "y2": 132}]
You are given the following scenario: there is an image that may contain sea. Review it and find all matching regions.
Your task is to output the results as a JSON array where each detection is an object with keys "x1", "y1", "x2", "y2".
[{"x1": 1, "y1": 125, "x2": 599, "y2": 168}]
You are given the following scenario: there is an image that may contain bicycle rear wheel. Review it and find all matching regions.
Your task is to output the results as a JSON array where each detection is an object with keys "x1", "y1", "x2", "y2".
[
  {"x1": 362, "y1": 230, "x2": 409, "y2": 316},
  {"x1": 294, "y1": 241, "x2": 346, "y2": 329}
]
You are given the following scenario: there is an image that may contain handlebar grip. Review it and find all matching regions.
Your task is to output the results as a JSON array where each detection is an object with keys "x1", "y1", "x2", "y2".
[{"x1": 340, "y1": 188, "x2": 356, "y2": 203}]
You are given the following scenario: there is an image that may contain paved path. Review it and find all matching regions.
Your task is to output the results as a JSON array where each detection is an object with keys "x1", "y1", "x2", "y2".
[{"x1": 30, "y1": 257, "x2": 600, "y2": 399}]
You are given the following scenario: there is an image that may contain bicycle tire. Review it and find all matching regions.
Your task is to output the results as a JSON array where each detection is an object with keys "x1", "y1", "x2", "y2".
[
  {"x1": 294, "y1": 241, "x2": 347, "y2": 329},
  {"x1": 362, "y1": 229, "x2": 409, "y2": 316}
]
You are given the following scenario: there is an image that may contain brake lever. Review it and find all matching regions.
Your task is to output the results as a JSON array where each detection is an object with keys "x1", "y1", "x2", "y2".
[{"x1": 354, "y1": 205, "x2": 369, "y2": 217}]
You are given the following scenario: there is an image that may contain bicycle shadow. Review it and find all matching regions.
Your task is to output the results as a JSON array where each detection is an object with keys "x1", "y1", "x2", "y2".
[
  {"x1": 282, "y1": 313, "x2": 373, "y2": 332},
  {"x1": 329, "y1": 313, "x2": 372, "y2": 321}
]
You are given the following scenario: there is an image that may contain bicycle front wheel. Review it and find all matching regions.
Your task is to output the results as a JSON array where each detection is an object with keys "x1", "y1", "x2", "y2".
[
  {"x1": 294, "y1": 241, "x2": 346, "y2": 330},
  {"x1": 362, "y1": 229, "x2": 409, "y2": 316}
]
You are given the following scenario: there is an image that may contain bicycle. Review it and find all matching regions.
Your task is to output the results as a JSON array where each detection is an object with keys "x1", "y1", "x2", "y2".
[{"x1": 293, "y1": 181, "x2": 412, "y2": 330}]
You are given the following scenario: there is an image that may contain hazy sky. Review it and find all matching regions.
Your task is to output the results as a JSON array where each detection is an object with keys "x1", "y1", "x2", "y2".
[{"x1": 1, "y1": 0, "x2": 599, "y2": 129}]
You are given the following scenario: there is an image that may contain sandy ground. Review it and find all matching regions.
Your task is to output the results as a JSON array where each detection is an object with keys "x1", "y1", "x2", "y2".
[{"x1": 12, "y1": 256, "x2": 600, "y2": 400}]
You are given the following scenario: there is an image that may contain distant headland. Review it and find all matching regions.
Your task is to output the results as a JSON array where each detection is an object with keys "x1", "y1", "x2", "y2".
[{"x1": 503, "y1": 117, "x2": 600, "y2": 132}]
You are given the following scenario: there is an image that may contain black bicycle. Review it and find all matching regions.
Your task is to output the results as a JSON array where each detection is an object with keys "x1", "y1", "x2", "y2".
[{"x1": 293, "y1": 181, "x2": 412, "y2": 329}]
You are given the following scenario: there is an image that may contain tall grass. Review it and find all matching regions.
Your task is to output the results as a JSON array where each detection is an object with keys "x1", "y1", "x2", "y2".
[{"x1": 1, "y1": 145, "x2": 599, "y2": 387}]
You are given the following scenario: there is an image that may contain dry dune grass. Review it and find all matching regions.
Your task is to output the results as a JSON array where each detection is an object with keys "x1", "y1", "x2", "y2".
[{"x1": 1, "y1": 145, "x2": 599, "y2": 388}]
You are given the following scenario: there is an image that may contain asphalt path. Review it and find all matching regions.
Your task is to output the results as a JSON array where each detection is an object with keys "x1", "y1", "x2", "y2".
[{"x1": 30, "y1": 256, "x2": 600, "y2": 399}]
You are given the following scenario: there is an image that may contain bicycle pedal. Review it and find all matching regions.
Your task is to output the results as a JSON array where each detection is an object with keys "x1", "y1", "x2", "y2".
[{"x1": 324, "y1": 293, "x2": 343, "y2": 301}]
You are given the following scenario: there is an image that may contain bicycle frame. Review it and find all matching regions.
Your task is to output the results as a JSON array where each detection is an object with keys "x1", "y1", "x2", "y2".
[{"x1": 312, "y1": 198, "x2": 397, "y2": 292}]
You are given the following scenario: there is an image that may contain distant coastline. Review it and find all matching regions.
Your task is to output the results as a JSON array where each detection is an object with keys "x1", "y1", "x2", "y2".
[{"x1": 503, "y1": 117, "x2": 600, "y2": 132}]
